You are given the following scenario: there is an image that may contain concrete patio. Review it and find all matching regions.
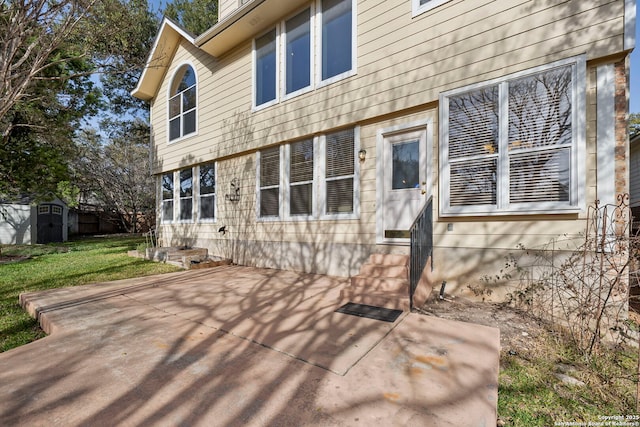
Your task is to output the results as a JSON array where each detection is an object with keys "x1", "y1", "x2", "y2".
[{"x1": 0, "y1": 266, "x2": 499, "y2": 426}]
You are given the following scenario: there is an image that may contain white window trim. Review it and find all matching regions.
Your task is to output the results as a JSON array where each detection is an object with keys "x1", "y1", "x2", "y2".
[
  {"x1": 281, "y1": 5, "x2": 315, "y2": 101},
  {"x1": 439, "y1": 56, "x2": 586, "y2": 217},
  {"x1": 160, "y1": 172, "x2": 175, "y2": 224},
  {"x1": 252, "y1": 27, "x2": 280, "y2": 111},
  {"x1": 283, "y1": 139, "x2": 317, "y2": 221},
  {"x1": 178, "y1": 168, "x2": 195, "y2": 223},
  {"x1": 319, "y1": 126, "x2": 361, "y2": 220},
  {"x1": 251, "y1": 0, "x2": 357, "y2": 109},
  {"x1": 316, "y1": 0, "x2": 357, "y2": 88},
  {"x1": 196, "y1": 163, "x2": 217, "y2": 223},
  {"x1": 167, "y1": 61, "x2": 198, "y2": 145},
  {"x1": 412, "y1": 0, "x2": 453, "y2": 18},
  {"x1": 255, "y1": 127, "x2": 361, "y2": 221},
  {"x1": 256, "y1": 147, "x2": 284, "y2": 221}
]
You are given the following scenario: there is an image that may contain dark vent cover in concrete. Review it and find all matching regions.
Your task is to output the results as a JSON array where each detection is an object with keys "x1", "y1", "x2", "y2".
[{"x1": 335, "y1": 302, "x2": 402, "y2": 323}]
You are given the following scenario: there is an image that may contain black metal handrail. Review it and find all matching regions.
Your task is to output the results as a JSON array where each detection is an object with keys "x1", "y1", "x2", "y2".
[{"x1": 409, "y1": 197, "x2": 433, "y2": 309}]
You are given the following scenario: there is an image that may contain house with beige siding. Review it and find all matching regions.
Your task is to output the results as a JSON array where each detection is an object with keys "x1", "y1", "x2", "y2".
[{"x1": 133, "y1": 0, "x2": 636, "y2": 308}]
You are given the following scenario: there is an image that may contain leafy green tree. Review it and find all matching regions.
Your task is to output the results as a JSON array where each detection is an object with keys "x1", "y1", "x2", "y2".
[
  {"x1": 163, "y1": 0, "x2": 218, "y2": 36},
  {"x1": 0, "y1": 0, "x2": 158, "y2": 200},
  {"x1": 72, "y1": 119, "x2": 155, "y2": 233}
]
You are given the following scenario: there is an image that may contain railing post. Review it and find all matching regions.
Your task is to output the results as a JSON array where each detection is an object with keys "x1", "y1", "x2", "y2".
[{"x1": 409, "y1": 197, "x2": 433, "y2": 310}]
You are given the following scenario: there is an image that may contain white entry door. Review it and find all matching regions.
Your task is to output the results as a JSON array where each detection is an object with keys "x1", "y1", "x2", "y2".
[{"x1": 377, "y1": 123, "x2": 431, "y2": 244}]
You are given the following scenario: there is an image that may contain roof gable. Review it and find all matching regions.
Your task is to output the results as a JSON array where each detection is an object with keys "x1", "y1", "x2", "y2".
[{"x1": 131, "y1": 17, "x2": 196, "y2": 101}]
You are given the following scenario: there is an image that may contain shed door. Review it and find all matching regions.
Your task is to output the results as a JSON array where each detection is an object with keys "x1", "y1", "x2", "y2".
[{"x1": 37, "y1": 204, "x2": 63, "y2": 243}]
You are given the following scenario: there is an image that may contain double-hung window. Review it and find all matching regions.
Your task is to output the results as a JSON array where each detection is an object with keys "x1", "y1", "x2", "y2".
[
  {"x1": 259, "y1": 147, "x2": 281, "y2": 217},
  {"x1": 253, "y1": 0, "x2": 355, "y2": 108},
  {"x1": 440, "y1": 57, "x2": 585, "y2": 216},
  {"x1": 257, "y1": 128, "x2": 359, "y2": 220},
  {"x1": 324, "y1": 128, "x2": 356, "y2": 215},
  {"x1": 289, "y1": 139, "x2": 314, "y2": 216},
  {"x1": 168, "y1": 64, "x2": 197, "y2": 142},
  {"x1": 199, "y1": 163, "x2": 215, "y2": 221},
  {"x1": 161, "y1": 173, "x2": 174, "y2": 222},
  {"x1": 179, "y1": 168, "x2": 193, "y2": 221}
]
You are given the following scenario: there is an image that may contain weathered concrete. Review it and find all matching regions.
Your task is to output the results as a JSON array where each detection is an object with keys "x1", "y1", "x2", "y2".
[{"x1": 0, "y1": 266, "x2": 499, "y2": 426}]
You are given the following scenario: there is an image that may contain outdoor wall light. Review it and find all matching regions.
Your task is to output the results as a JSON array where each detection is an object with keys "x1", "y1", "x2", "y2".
[{"x1": 358, "y1": 149, "x2": 367, "y2": 162}]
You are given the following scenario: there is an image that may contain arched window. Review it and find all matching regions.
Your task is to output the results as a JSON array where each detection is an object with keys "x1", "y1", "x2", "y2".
[{"x1": 168, "y1": 64, "x2": 197, "y2": 141}]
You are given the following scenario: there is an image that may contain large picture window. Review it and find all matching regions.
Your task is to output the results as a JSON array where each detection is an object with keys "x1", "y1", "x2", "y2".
[
  {"x1": 179, "y1": 168, "x2": 193, "y2": 221},
  {"x1": 252, "y1": 0, "x2": 355, "y2": 108},
  {"x1": 168, "y1": 64, "x2": 197, "y2": 142},
  {"x1": 161, "y1": 173, "x2": 174, "y2": 222},
  {"x1": 199, "y1": 163, "x2": 215, "y2": 221},
  {"x1": 440, "y1": 57, "x2": 585, "y2": 215}
]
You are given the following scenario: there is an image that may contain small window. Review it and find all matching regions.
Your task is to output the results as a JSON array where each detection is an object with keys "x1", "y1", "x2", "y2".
[
  {"x1": 38, "y1": 205, "x2": 49, "y2": 214},
  {"x1": 199, "y1": 163, "x2": 216, "y2": 220},
  {"x1": 168, "y1": 64, "x2": 197, "y2": 142},
  {"x1": 161, "y1": 173, "x2": 174, "y2": 222},
  {"x1": 51, "y1": 205, "x2": 63, "y2": 215},
  {"x1": 320, "y1": 0, "x2": 353, "y2": 81},
  {"x1": 412, "y1": 0, "x2": 452, "y2": 17},
  {"x1": 289, "y1": 139, "x2": 314, "y2": 216},
  {"x1": 179, "y1": 168, "x2": 193, "y2": 221},
  {"x1": 255, "y1": 29, "x2": 278, "y2": 107},
  {"x1": 325, "y1": 128, "x2": 355, "y2": 214},
  {"x1": 259, "y1": 147, "x2": 281, "y2": 217}
]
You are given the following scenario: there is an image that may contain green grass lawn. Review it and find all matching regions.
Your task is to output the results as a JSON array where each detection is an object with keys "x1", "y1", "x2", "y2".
[
  {"x1": 0, "y1": 236, "x2": 181, "y2": 352},
  {"x1": 498, "y1": 331, "x2": 639, "y2": 425}
]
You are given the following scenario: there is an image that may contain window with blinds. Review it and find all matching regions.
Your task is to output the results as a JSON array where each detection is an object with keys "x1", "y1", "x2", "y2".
[
  {"x1": 260, "y1": 146, "x2": 281, "y2": 217},
  {"x1": 161, "y1": 173, "x2": 174, "y2": 222},
  {"x1": 290, "y1": 139, "x2": 314, "y2": 215},
  {"x1": 441, "y1": 58, "x2": 583, "y2": 215},
  {"x1": 199, "y1": 163, "x2": 215, "y2": 220},
  {"x1": 325, "y1": 128, "x2": 354, "y2": 214},
  {"x1": 256, "y1": 128, "x2": 359, "y2": 220}
]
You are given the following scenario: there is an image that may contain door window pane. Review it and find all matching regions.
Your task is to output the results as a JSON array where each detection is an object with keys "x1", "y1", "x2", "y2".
[{"x1": 392, "y1": 140, "x2": 419, "y2": 190}]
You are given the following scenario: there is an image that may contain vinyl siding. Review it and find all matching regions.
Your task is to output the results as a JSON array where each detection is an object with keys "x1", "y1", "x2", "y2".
[{"x1": 149, "y1": 0, "x2": 628, "y2": 281}]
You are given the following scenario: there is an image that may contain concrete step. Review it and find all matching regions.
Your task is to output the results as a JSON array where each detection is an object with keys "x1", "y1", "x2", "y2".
[
  {"x1": 358, "y1": 263, "x2": 408, "y2": 279},
  {"x1": 341, "y1": 253, "x2": 411, "y2": 311},
  {"x1": 368, "y1": 253, "x2": 409, "y2": 266},
  {"x1": 350, "y1": 276, "x2": 409, "y2": 293}
]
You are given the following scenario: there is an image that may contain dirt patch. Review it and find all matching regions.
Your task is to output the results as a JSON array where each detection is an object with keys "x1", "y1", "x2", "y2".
[
  {"x1": 0, "y1": 255, "x2": 30, "y2": 264},
  {"x1": 417, "y1": 294, "x2": 549, "y2": 355}
]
